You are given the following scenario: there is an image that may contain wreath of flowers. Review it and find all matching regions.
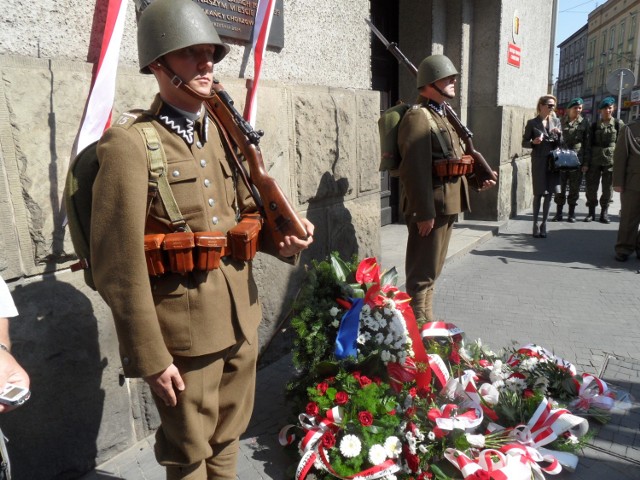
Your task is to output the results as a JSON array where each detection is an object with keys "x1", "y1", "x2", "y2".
[{"x1": 282, "y1": 254, "x2": 632, "y2": 480}]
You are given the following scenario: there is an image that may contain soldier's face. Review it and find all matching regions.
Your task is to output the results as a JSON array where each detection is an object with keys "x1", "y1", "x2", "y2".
[
  {"x1": 569, "y1": 105, "x2": 582, "y2": 118},
  {"x1": 435, "y1": 75, "x2": 457, "y2": 99},
  {"x1": 600, "y1": 105, "x2": 614, "y2": 120},
  {"x1": 164, "y1": 44, "x2": 215, "y2": 96}
]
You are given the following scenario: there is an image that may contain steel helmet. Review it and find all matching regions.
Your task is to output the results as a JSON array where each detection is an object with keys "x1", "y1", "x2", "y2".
[
  {"x1": 137, "y1": 0, "x2": 230, "y2": 74},
  {"x1": 416, "y1": 55, "x2": 459, "y2": 89}
]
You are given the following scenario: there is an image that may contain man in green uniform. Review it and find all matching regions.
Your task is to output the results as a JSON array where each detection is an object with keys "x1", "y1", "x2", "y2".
[
  {"x1": 553, "y1": 98, "x2": 590, "y2": 223},
  {"x1": 90, "y1": 1, "x2": 313, "y2": 478},
  {"x1": 613, "y1": 117, "x2": 640, "y2": 261},
  {"x1": 397, "y1": 55, "x2": 495, "y2": 322},
  {"x1": 584, "y1": 96, "x2": 623, "y2": 223}
]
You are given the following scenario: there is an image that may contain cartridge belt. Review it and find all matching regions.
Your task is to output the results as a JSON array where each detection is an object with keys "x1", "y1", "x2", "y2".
[
  {"x1": 433, "y1": 155, "x2": 474, "y2": 178},
  {"x1": 144, "y1": 213, "x2": 262, "y2": 276}
]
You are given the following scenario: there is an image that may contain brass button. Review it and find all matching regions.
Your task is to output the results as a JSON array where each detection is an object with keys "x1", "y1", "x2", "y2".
[
  {"x1": 204, "y1": 179, "x2": 211, "y2": 187},
  {"x1": 172, "y1": 170, "x2": 180, "y2": 178},
  {"x1": 200, "y1": 159, "x2": 207, "y2": 167},
  {"x1": 208, "y1": 198, "x2": 215, "y2": 207}
]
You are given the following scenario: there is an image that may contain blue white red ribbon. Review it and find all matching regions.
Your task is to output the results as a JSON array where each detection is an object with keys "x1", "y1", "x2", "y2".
[{"x1": 334, "y1": 298, "x2": 364, "y2": 360}]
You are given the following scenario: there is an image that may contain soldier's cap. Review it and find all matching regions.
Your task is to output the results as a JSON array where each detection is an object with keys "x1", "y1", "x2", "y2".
[
  {"x1": 598, "y1": 96, "x2": 616, "y2": 109},
  {"x1": 567, "y1": 97, "x2": 583, "y2": 109}
]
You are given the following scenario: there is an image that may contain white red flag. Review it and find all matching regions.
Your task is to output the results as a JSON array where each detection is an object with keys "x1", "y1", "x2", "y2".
[
  {"x1": 71, "y1": 0, "x2": 128, "y2": 158},
  {"x1": 243, "y1": 0, "x2": 276, "y2": 126}
]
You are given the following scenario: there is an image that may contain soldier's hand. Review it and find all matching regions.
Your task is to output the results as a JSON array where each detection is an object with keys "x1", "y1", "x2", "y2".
[
  {"x1": 144, "y1": 363, "x2": 185, "y2": 407},
  {"x1": 278, "y1": 218, "x2": 314, "y2": 257},
  {"x1": 417, "y1": 219, "x2": 435, "y2": 237},
  {"x1": 480, "y1": 176, "x2": 497, "y2": 191}
]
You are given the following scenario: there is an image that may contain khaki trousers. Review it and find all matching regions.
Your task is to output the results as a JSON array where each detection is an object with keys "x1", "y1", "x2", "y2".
[
  {"x1": 153, "y1": 336, "x2": 258, "y2": 480},
  {"x1": 405, "y1": 214, "x2": 456, "y2": 322},
  {"x1": 615, "y1": 189, "x2": 640, "y2": 257}
]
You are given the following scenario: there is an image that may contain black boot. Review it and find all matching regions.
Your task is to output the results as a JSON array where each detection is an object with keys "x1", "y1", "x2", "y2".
[
  {"x1": 551, "y1": 205, "x2": 563, "y2": 222},
  {"x1": 599, "y1": 207, "x2": 610, "y2": 224},
  {"x1": 584, "y1": 206, "x2": 596, "y2": 222},
  {"x1": 539, "y1": 222, "x2": 547, "y2": 238},
  {"x1": 567, "y1": 205, "x2": 576, "y2": 223}
]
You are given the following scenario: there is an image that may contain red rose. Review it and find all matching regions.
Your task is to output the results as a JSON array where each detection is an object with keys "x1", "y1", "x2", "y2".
[
  {"x1": 305, "y1": 402, "x2": 319, "y2": 417},
  {"x1": 321, "y1": 431, "x2": 336, "y2": 449},
  {"x1": 409, "y1": 387, "x2": 417, "y2": 397},
  {"x1": 405, "y1": 451, "x2": 420, "y2": 472},
  {"x1": 523, "y1": 389, "x2": 535, "y2": 398},
  {"x1": 373, "y1": 377, "x2": 382, "y2": 386},
  {"x1": 317, "y1": 382, "x2": 329, "y2": 395},
  {"x1": 449, "y1": 344, "x2": 461, "y2": 365},
  {"x1": 405, "y1": 406, "x2": 416, "y2": 418},
  {"x1": 358, "y1": 375, "x2": 372, "y2": 388},
  {"x1": 478, "y1": 359, "x2": 491, "y2": 367},
  {"x1": 358, "y1": 410, "x2": 374, "y2": 426},
  {"x1": 387, "y1": 409, "x2": 397, "y2": 416},
  {"x1": 335, "y1": 391, "x2": 349, "y2": 405}
]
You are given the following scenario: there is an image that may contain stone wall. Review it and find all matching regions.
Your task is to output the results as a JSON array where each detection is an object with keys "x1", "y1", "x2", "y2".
[{"x1": 0, "y1": 0, "x2": 379, "y2": 477}]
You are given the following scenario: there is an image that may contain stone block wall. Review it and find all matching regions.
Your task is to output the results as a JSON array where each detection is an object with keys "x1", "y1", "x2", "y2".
[{"x1": 0, "y1": 55, "x2": 379, "y2": 480}]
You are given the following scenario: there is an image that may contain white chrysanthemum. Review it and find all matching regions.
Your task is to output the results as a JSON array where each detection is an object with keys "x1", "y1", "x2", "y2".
[
  {"x1": 415, "y1": 431, "x2": 424, "y2": 442},
  {"x1": 375, "y1": 333, "x2": 385, "y2": 344},
  {"x1": 384, "y1": 436, "x2": 402, "y2": 458},
  {"x1": 381, "y1": 350, "x2": 392, "y2": 362},
  {"x1": 357, "y1": 334, "x2": 367, "y2": 345},
  {"x1": 405, "y1": 431, "x2": 414, "y2": 440},
  {"x1": 384, "y1": 333, "x2": 394, "y2": 345},
  {"x1": 384, "y1": 475, "x2": 397, "y2": 480},
  {"x1": 361, "y1": 304, "x2": 371, "y2": 314},
  {"x1": 505, "y1": 376, "x2": 527, "y2": 392},
  {"x1": 339, "y1": 434, "x2": 362, "y2": 458},
  {"x1": 493, "y1": 379, "x2": 505, "y2": 390},
  {"x1": 378, "y1": 317, "x2": 388, "y2": 329},
  {"x1": 520, "y1": 357, "x2": 539, "y2": 371},
  {"x1": 368, "y1": 319, "x2": 380, "y2": 332},
  {"x1": 306, "y1": 474, "x2": 318, "y2": 480},
  {"x1": 427, "y1": 431, "x2": 436, "y2": 441},
  {"x1": 465, "y1": 434, "x2": 486, "y2": 448},
  {"x1": 368, "y1": 444, "x2": 388, "y2": 465},
  {"x1": 373, "y1": 310, "x2": 383, "y2": 321},
  {"x1": 329, "y1": 307, "x2": 339, "y2": 317},
  {"x1": 331, "y1": 319, "x2": 340, "y2": 328}
]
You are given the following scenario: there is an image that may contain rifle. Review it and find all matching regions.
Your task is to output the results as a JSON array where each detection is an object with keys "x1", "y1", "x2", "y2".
[
  {"x1": 365, "y1": 19, "x2": 497, "y2": 190},
  {"x1": 204, "y1": 80, "x2": 308, "y2": 245}
]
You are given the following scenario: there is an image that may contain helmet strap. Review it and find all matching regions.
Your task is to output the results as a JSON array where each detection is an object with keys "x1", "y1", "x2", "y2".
[
  {"x1": 153, "y1": 60, "x2": 215, "y2": 102},
  {"x1": 431, "y1": 82, "x2": 454, "y2": 100}
]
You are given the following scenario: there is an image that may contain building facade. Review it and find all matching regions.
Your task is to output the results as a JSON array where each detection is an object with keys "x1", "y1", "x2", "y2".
[
  {"x1": 583, "y1": 0, "x2": 640, "y2": 121},
  {"x1": 0, "y1": 1, "x2": 554, "y2": 477},
  {"x1": 557, "y1": 25, "x2": 589, "y2": 117}
]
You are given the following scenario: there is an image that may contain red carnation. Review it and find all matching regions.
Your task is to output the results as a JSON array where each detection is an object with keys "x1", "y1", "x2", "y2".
[
  {"x1": 358, "y1": 410, "x2": 374, "y2": 426},
  {"x1": 358, "y1": 375, "x2": 372, "y2": 388},
  {"x1": 409, "y1": 387, "x2": 417, "y2": 397},
  {"x1": 335, "y1": 391, "x2": 349, "y2": 405},
  {"x1": 404, "y1": 448, "x2": 420, "y2": 472},
  {"x1": 305, "y1": 402, "x2": 319, "y2": 417},
  {"x1": 321, "y1": 431, "x2": 336, "y2": 449},
  {"x1": 387, "y1": 409, "x2": 396, "y2": 416},
  {"x1": 523, "y1": 388, "x2": 535, "y2": 398},
  {"x1": 352, "y1": 371, "x2": 361, "y2": 380},
  {"x1": 317, "y1": 382, "x2": 329, "y2": 395},
  {"x1": 405, "y1": 406, "x2": 416, "y2": 418}
]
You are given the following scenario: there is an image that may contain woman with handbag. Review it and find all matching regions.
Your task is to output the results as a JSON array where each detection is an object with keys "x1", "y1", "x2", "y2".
[{"x1": 522, "y1": 95, "x2": 563, "y2": 238}]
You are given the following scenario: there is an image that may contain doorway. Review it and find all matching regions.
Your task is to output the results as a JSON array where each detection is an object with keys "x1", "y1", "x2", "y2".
[{"x1": 370, "y1": 0, "x2": 400, "y2": 226}]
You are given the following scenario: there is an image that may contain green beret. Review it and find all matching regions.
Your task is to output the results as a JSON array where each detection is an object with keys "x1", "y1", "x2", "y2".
[
  {"x1": 567, "y1": 97, "x2": 583, "y2": 109},
  {"x1": 598, "y1": 96, "x2": 615, "y2": 109}
]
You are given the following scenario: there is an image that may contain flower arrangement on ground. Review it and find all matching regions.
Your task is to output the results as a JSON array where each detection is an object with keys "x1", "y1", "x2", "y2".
[{"x1": 281, "y1": 253, "x2": 631, "y2": 480}]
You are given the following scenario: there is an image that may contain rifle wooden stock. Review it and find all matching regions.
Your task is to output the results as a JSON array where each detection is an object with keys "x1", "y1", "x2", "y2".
[
  {"x1": 443, "y1": 103, "x2": 498, "y2": 191},
  {"x1": 205, "y1": 81, "x2": 308, "y2": 245}
]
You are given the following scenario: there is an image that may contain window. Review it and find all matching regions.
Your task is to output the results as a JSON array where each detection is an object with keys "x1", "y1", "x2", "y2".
[
  {"x1": 609, "y1": 26, "x2": 616, "y2": 61},
  {"x1": 619, "y1": 22, "x2": 625, "y2": 54}
]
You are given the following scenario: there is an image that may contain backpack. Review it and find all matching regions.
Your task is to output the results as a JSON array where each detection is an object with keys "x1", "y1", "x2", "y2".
[
  {"x1": 64, "y1": 113, "x2": 182, "y2": 290},
  {"x1": 377, "y1": 102, "x2": 452, "y2": 177},
  {"x1": 378, "y1": 103, "x2": 411, "y2": 176}
]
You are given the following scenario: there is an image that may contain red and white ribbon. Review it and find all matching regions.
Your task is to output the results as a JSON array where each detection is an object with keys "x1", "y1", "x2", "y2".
[
  {"x1": 428, "y1": 403, "x2": 483, "y2": 431},
  {"x1": 507, "y1": 344, "x2": 577, "y2": 376},
  {"x1": 444, "y1": 448, "x2": 532, "y2": 480},
  {"x1": 570, "y1": 373, "x2": 615, "y2": 412},
  {"x1": 421, "y1": 321, "x2": 464, "y2": 339},
  {"x1": 501, "y1": 443, "x2": 562, "y2": 479}
]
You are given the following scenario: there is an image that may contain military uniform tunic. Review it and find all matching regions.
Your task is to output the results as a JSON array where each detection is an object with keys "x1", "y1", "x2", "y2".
[
  {"x1": 586, "y1": 118, "x2": 623, "y2": 208},
  {"x1": 91, "y1": 95, "x2": 288, "y2": 473},
  {"x1": 613, "y1": 119, "x2": 640, "y2": 258},
  {"x1": 557, "y1": 114, "x2": 590, "y2": 207},
  {"x1": 397, "y1": 99, "x2": 470, "y2": 321}
]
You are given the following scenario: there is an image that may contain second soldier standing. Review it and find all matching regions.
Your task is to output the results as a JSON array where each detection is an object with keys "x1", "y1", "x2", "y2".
[{"x1": 553, "y1": 97, "x2": 590, "y2": 223}]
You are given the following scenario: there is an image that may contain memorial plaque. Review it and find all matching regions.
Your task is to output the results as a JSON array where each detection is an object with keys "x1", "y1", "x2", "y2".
[{"x1": 195, "y1": 0, "x2": 284, "y2": 49}]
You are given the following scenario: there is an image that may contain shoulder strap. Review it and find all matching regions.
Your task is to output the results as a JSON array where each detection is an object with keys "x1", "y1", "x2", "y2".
[
  {"x1": 420, "y1": 107, "x2": 452, "y2": 158},
  {"x1": 135, "y1": 122, "x2": 191, "y2": 232}
]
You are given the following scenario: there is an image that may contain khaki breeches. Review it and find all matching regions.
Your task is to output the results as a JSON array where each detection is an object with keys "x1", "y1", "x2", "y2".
[
  {"x1": 615, "y1": 189, "x2": 640, "y2": 257},
  {"x1": 152, "y1": 336, "x2": 258, "y2": 480},
  {"x1": 405, "y1": 214, "x2": 457, "y2": 322}
]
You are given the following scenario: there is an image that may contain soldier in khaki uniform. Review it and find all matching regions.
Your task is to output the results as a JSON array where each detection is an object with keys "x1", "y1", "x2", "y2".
[
  {"x1": 613, "y1": 118, "x2": 640, "y2": 261},
  {"x1": 584, "y1": 96, "x2": 623, "y2": 223},
  {"x1": 90, "y1": 1, "x2": 313, "y2": 479},
  {"x1": 553, "y1": 97, "x2": 590, "y2": 223},
  {"x1": 397, "y1": 55, "x2": 495, "y2": 322}
]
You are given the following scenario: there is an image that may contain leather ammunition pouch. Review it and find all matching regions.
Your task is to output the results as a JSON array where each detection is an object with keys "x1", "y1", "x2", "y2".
[
  {"x1": 143, "y1": 215, "x2": 262, "y2": 276},
  {"x1": 433, "y1": 155, "x2": 474, "y2": 178},
  {"x1": 227, "y1": 213, "x2": 262, "y2": 262}
]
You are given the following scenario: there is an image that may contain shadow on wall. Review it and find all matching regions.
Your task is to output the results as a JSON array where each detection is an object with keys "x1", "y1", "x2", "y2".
[
  {"x1": 6, "y1": 277, "x2": 106, "y2": 479},
  {"x1": 305, "y1": 172, "x2": 359, "y2": 263}
]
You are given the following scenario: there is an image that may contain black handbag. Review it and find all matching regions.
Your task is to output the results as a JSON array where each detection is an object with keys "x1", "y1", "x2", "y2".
[{"x1": 548, "y1": 145, "x2": 580, "y2": 172}]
